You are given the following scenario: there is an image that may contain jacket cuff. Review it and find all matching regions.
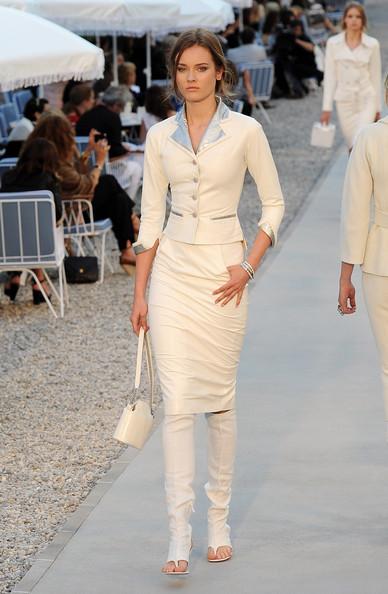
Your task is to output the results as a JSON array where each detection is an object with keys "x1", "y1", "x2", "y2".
[{"x1": 259, "y1": 222, "x2": 275, "y2": 246}]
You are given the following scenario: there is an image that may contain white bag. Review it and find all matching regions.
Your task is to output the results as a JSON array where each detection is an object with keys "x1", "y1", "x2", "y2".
[
  {"x1": 113, "y1": 327, "x2": 155, "y2": 449},
  {"x1": 310, "y1": 122, "x2": 336, "y2": 148}
]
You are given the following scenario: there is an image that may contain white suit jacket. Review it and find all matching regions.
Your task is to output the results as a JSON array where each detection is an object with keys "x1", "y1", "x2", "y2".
[
  {"x1": 133, "y1": 100, "x2": 284, "y2": 254},
  {"x1": 322, "y1": 32, "x2": 381, "y2": 112},
  {"x1": 341, "y1": 116, "x2": 388, "y2": 275}
]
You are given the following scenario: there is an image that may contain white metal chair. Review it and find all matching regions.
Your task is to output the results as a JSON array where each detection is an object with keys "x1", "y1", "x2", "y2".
[
  {"x1": 0, "y1": 190, "x2": 68, "y2": 318},
  {"x1": 12, "y1": 90, "x2": 33, "y2": 117},
  {"x1": 0, "y1": 112, "x2": 8, "y2": 143},
  {"x1": 239, "y1": 61, "x2": 274, "y2": 124},
  {"x1": 0, "y1": 103, "x2": 19, "y2": 131},
  {"x1": 62, "y1": 198, "x2": 113, "y2": 283},
  {"x1": 0, "y1": 158, "x2": 18, "y2": 187}
]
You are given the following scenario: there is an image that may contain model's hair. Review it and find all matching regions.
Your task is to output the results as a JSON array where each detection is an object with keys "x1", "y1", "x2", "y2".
[
  {"x1": 16, "y1": 138, "x2": 60, "y2": 177},
  {"x1": 118, "y1": 62, "x2": 136, "y2": 85},
  {"x1": 68, "y1": 84, "x2": 94, "y2": 107},
  {"x1": 102, "y1": 85, "x2": 130, "y2": 108},
  {"x1": 145, "y1": 85, "x2": 174, "y2": 120},
  {"x1": 23, "y1": 98, "x2": 48, "y2": 122},
  {"x1": 241, "y1": 26, "x2": 256, "y2": 45},
  {"x1": 28, "y1": 113, "x2": 76, "y2": 162},
  {"x1": 168, "y1": 28, "x2": 233, "y2": 100},
  {"x1": 342, "y1": 1, "x2": 367, "y2": 30}
]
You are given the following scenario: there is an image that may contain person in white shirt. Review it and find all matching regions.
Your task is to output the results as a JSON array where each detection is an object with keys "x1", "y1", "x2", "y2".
[
  {"x1": 320, "y1": 1, "x2": 381, "y2": 150},
  {"x1": 227, "y1": 27, "x2": 267, "y2": 67}
]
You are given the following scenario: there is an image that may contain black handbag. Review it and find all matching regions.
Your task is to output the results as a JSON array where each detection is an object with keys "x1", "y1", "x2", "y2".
[{"x1": 64, "y1": 256, "x2": 99, "y2": 283}]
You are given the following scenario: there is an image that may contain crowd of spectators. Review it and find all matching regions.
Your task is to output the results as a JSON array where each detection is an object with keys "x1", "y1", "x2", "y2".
[{"x1": 0, "y1": 0, "x2": 341, "y2": 305}]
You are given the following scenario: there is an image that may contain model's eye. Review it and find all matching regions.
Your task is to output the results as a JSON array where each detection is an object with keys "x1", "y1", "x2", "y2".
[
  {"x1": 177, "y1": 66, "x2": 186, "y2": 73},
  {"x1": 198, "y1": 67, "x2": 208, "y2": 72}
]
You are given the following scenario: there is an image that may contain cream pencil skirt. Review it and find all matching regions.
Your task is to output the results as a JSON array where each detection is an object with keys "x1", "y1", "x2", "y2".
[
  {"x1": 148, "y1": 235, "x2": 248, "y2": 415},
  {"x1": 336, "y1": 94, "x2": 376, "y2": 149},
  {"x1": 362, "y1": 272, "x2": 388, "y2": 421}
]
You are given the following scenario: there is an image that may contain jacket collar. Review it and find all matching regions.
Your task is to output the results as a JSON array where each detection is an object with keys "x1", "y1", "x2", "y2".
[
  {"x1": 170, "y1": 98, "x2": 230, "y2": 154},
  {"x1": 336, "y1": 31, "x2": 375, "y2": 49}
]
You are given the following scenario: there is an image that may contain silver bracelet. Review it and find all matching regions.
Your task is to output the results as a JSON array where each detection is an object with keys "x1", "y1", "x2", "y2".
[{"x1": 240, "y1": 260, "x2": 254, "y2": 280}]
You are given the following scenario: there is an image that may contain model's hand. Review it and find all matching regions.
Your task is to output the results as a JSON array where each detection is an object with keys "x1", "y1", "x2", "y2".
[
  {"x1": 131, "y1": 296, "x2": 149, "y2": 334},
  {"x1": 320, "y1": 111, "x2": 331, "y2": 126},
  {"x1": 338, "y1": 279, "x2": 356, "y2": 315},
  {"x1": 375, "y1": 112, "x2": 381, "y2": 122},
  {"x1": 213, "y1": 265, "x2": 249, "y2": 307}
]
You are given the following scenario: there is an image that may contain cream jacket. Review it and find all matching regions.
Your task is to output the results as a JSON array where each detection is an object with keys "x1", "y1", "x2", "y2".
[
  {"x1": 341, "y1": 117, "x2": 388, "y2": 275},
  {"x1": 133, "y1": 100, "x2": 284, "y2": 254},
  {"x1": 322, "y1": 32, "x2": 381, "y2": 112}
]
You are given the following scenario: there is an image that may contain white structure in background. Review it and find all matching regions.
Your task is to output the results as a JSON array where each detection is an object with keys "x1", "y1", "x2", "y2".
[
  {"x1": 175, "y1": 0, "x2": 235, "y2": 32},
  {"x1": 0, "y1": 6, "x2": 104, "y2": 91},
  {"x1": 29, "y1": 0, "x2": 181, "y2": 86},
  {"x1": 224, "y1": 0, "x2": 252, "y2": 7}
]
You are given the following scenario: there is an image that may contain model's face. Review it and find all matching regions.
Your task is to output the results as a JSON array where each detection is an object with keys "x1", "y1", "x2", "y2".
[
  {"x1": 344, "y1": 8, "x2": 363, "y2": 32},
  {"x1": 175, "y1": 45, "x2": 222, "y2": 103}
]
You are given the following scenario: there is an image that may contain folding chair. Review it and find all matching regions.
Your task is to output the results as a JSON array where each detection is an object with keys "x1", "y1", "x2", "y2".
[
  {"x1": 62, "y1": 198, "x2": 113, "y2": 283},
  {"x1": 232, "y1": 100, "x2": 244, "y2": 113},
  {"x1": 0, "y1": 191, "x2": 67, "y2": 318},
  {"x1": 12, "y1": 90, "x2": 33, "y2": 117},
  {"x1": 239, "y1": 61, "x2": 274, "y2": 125},
  {"x1": 0, "y1": 112, "x2": 8, "y2": 142},
  {"x1": 0, "y1": 158, "x2": 18, "y2": 187},
  {"x1": 0, "y1": 103, "x2": 19, "y2": 131}
]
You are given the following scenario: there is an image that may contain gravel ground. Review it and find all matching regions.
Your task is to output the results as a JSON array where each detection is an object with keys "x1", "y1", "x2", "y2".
[{"x1": 1, "y1": 5, "x2": 387, "y2": 591}]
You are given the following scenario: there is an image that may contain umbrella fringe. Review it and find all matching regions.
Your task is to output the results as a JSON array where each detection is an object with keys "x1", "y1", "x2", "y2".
[{"x1": 0, "y1": 69, "x2": 103, "y2": 92}]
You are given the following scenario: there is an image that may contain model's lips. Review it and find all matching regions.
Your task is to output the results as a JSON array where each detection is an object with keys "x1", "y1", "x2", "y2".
[{"x1": 186, "y1": 87, "x2": 199, "y2": 90}]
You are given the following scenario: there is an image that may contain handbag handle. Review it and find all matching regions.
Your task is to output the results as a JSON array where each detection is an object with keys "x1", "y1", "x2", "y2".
[{"x1": 133, "y1": 327, "x2": 155, "y2": 413}]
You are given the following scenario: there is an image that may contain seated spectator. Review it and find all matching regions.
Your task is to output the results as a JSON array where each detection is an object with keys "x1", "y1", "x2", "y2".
[
  {"x1": 227, "y1": 26, "x2": 267, "y2": 66},
  {"x1": 273, "y1": 15, "x2": 319, "y2": 98},
  {"x1": 1, "y1": 138, "x2": 62, "y2": 304},
  {"x1": 63, "y1": 84, "x2": 95, "y2": 127},
  {"x1": 139, "y1": 85, "x2": 176, "y2": 142},
  {"x1": 261, "y1": 10, "x2": 280, "y2": 48},
  {"x1": 3, "y1": 98, "x2": 49, "y2": 158},
  {"x1": 243, "y1": 1, "x2": 265, "y2": 32},
  {"x1": 289, "y1": 19, "x2": 322, "y2": 89},
  {"x1": 76, "y1": 86, "x2": 142, "y2": 200},
  {"x1": 118, "y1": 62, "x2": 142, "y2": 111},
  {"x1": 29, "y1": 114, "x2": 137, "y2": 270}
]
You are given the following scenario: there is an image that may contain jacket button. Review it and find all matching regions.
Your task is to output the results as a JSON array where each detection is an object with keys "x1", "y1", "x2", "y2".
[
  {"x1": 192, "y1": 212, "x2": 197, "y2": 218},
  {"x1": 193, "y1": 177, "x2": 198, "y2": 183},
  {"x1": 192, "y1": 160, "x2": 196, "y2": 165},
  {"x1": 192, "y1": 195, "x2": 197, "y2": 200}
]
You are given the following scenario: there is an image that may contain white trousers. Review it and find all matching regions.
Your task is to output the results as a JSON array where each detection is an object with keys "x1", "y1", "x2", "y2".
[
  {"x1": 362, "y1": 272, "x2": 388, "y2": 425},
  {"x1": 162, "y1": 409, "x2": 236, "y2": 563},
  {"x1": 336, "y1": 95, "x2": 376, "y2": 150}
]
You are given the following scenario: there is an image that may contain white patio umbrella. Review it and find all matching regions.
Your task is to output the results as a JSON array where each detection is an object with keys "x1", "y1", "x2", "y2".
[
  {"x1": 0, "y1": 7, "x2": 104, "y2": 91},
  {"x1": 29, "y1": 0, "x2": 181, "y2": 86},
  {"x1": 175, "y1": 0, "x2": 235, "y2": 32},
  {"x1": 224, "y1": 0, "x2": 252, "y2": 7}
]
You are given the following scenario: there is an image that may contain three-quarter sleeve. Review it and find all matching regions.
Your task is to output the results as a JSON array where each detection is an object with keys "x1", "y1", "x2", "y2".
[
  {"x1": 245, "y1": 120, "x2": 284, "y2": 246},
  {"x1": 133, "y1": 126, "x2": 168, "y2": 254},
  {"x1": 341, "y1": 129, "x2": 373, "y2": 265},
  {"x1": 322, "y1": 39, "x2": 336, "y2": 112},
  {"x1": 370, "y1": 40, "x2": 382, "y2": 113}
]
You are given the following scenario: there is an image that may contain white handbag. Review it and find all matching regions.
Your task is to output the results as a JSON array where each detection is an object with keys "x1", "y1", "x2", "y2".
[
  {"x1": 113, "y1": 327, "x2": 155, "y2": 449},
  {"x1": 310, "y1": 122, "x2": 336, "y2": 148}
]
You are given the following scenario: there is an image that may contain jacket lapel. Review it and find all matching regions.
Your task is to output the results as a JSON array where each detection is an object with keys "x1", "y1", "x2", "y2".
[{"x1": 168, "y1": 99, "x2": 231, "y2": 156}]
